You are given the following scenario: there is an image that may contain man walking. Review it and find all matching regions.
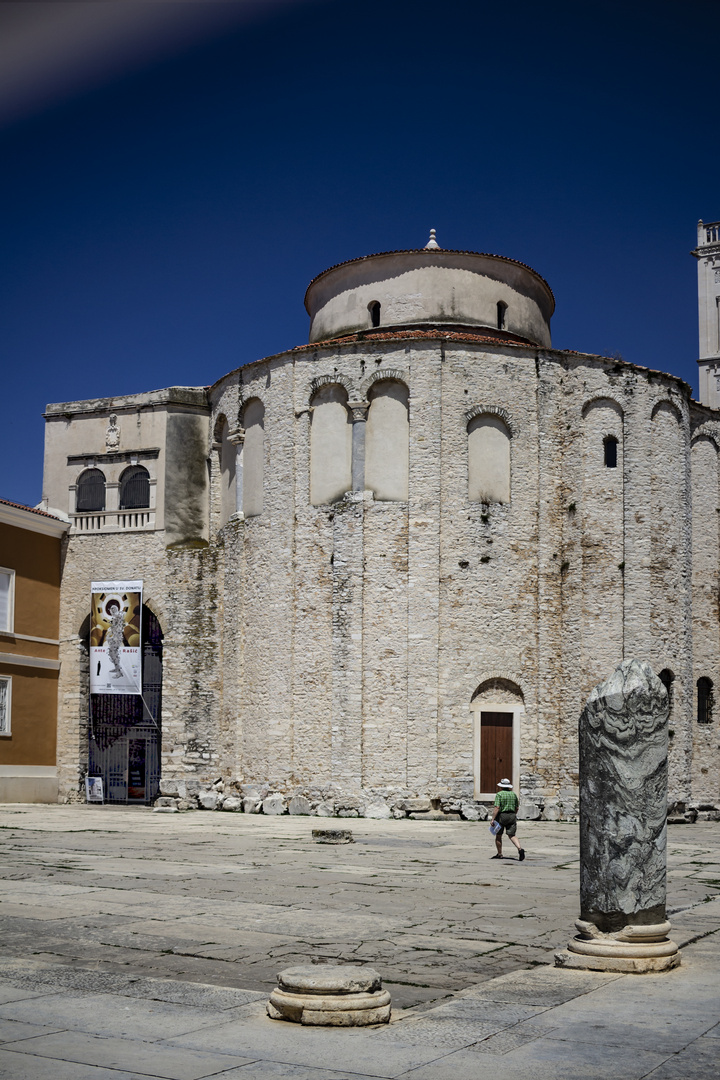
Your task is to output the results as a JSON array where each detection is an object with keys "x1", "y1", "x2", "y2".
[{"x1": 490, "y1": 778, "x2": 525, "y2": 861}]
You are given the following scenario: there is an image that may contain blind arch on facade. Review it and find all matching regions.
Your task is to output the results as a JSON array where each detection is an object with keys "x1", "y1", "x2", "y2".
[
  {"x1": 119, "y1": 465, "x2": 150, "y2": 510},
  {"x1": 365, "y1": 379, "x2": 409, "y2": 502},
  {"x1": 242, "y1": 398, "x2": 265, "y2": 518},
  {"x1": 76, "y1": 468, "x2": 106, "y2": 512},
  {"x1": 310, "y1": 383, "x2": 352, "y2": 505},
  {"x1": 467, "y1": 414, "x2": 510, "y2": 503},
  {"x1": 214, "y1": 415, "x2": 237, "y2": 527}
]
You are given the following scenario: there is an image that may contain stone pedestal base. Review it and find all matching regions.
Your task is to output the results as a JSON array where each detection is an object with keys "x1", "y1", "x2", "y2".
[
  {"x1": 555, "y1": 920, "x2": 680, "y2": 974},
  {"x1": 267, "y1": 965, "x2": 391, "y2": 1026}
]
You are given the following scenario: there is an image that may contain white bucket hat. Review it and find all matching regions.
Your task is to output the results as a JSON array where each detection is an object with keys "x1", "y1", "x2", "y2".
[{"x1": 497, "y1": 779, "x2": 513, "y2": 789}]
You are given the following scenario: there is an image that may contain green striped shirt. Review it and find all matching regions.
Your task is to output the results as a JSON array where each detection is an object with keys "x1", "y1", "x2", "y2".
[{"x1": 494, "y1": 790, "x2": 519, "y2": 813}]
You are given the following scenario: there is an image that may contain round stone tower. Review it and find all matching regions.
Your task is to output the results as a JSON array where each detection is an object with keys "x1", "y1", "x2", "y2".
[{"x1": 305, "y1": 230, "x2": 554, "y2": 347}]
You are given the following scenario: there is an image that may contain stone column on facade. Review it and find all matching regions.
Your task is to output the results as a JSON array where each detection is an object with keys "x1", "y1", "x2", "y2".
[
  {"x1": 347, "y1": 401, "x2": 369, "y2": 493},
  {"x1": 227, "y1": 427, "x2": 245, "y2": 516},
  {"x1": 555, "y1": 659, "x2": 680, "y2": 973}
]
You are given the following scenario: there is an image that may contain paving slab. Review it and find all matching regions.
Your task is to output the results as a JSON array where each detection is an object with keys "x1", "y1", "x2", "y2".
[
  {"x1": 0, "y1": 1049, "x2": 144, "y2": 1080},
  {"x1": 391, "y1": 1038, "x2": 670, "y2": 1079},
  {"x1": 0, "y1": 991, "x2": 255, "y2": 1040},
  {"x1": 0, "y1": 1030, "x2": 256, "y2": 1080}
]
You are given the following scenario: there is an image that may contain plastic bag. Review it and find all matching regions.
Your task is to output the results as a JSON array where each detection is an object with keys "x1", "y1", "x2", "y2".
[{"x1": 489, "y1": 819, "x2": 502, "y2": 835}]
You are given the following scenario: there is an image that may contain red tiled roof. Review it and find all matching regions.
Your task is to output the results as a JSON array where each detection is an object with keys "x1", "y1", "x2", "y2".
[
  {"x1": 293, "y1": 327, "x2": 535, "y2": 352},
  {"x1": 0, "y1": 498, "x2": 65, "y2": 521}
]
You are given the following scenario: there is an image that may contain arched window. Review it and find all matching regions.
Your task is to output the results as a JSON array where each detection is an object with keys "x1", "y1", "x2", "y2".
[
  {"x1": 697, "y1": 677, "x2": 714, "y2": 724},
  {"x1": 497, "y1": 301, "x2": 507, "y2": 330},
  {"x1": 76, "y1": 469, "x2": 106, "y2": 512},
  {"x1": 368, "y1": 301, "x2": 381, "y2": 328},
  {"x1": 310, "y1": 384, "x2": 352, "y2": 505},
  {"x1": 365, "y1": 380, "x2": 409, "y2": 501},
  {"x1": 119, "y1": 465, "x2": 150, "y2": 510},
  {"x1": 242, "y1": 398, "x2": 265, "y2": 518},
  {"x1": 468, "y1": 414, "x2": 511, "y2": 503},
  {"x1": 604, "y1": 435, "x2": 618, "y2": 468},
  {"x1": 659, "y1": 668, "x2": 675, "y2": 715}
]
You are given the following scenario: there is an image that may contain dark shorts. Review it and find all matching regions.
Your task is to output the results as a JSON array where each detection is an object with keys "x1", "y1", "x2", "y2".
[{"x1": 497, "y1": 811, "x2": 517, "y2": 838}]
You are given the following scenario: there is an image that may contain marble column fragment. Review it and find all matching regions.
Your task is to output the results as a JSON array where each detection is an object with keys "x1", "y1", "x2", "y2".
[{"x1": 556, "y1": 659, "x2": 680, "y2": 972}]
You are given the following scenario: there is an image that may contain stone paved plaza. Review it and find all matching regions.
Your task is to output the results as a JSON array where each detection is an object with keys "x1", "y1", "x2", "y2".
[{"x1": 0, "y1": 805, "x2": 719, "y2": 1078}]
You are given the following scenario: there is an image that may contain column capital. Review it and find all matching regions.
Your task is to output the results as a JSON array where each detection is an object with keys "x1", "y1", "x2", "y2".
[
  {"x1": 347, "y1": 401, "x2": 369, "y2": 422},
  {"x1": 227, "y1": 427, "x2": 245, "y2": 445}
]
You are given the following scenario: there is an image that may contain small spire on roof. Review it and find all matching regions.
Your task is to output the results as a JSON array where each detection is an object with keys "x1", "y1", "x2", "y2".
[{"x1": 424, "y1": 228, "x2": 440, "y2": 250}]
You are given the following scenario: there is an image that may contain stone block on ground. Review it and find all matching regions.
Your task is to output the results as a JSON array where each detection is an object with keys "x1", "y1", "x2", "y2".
[
  {"x1": 518, "y1": 801, "x2": 541, "y2": 820},
  {"x1": 243, "y1": 797, "x2": 262, "y2": 814},
  {"x1": 221, "y1": 796, "x2": 242, "y2": 812},
  {"x1": 288, "y1": 795, "x2": 312, "y2": 815},
  {"x1": 365, "y1": 800, "x2": 392, "y2": 819},
  {"x1": 312, "y1": 828, "x2": 353, "y2": 844},
  {"x1": 263, "y1": 794, "x2": 286, "y2": 815},
  {"x1": 198, "y1": 791, "x2": 219, "y2": 811},
  {"x1": 315, "y1": 801, "x2": 335, "y2": 817}
]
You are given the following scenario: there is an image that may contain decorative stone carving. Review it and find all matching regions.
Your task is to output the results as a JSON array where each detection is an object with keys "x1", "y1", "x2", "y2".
[
  {"x1": 555, "y1": 659, "x2": 680, "y2": 973},
  {"x1": 347, "y1": 400, "x2": 370, "y2": 422},
  {"x1": 105, "y1": 414, "x2": 120, "y2": 452},
  {"x1": 288, "y1": 795, "x2": 311, "y2": 815},
  {"x1": 267, "y1": 964, "x2": 391, "y2": 1026}
]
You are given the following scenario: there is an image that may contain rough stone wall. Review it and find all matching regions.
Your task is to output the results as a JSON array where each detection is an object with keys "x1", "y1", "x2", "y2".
[
  {"x1": 690, "y1": 415, "x2": 720, "y2": 813},
  {"x1": 53, "y1": 334, "x2": 718, "y2": 818}
]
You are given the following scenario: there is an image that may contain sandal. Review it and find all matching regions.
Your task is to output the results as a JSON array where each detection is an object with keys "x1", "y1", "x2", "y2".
[{"x1": 490, "y1": 853, "x2": 503, "y2": 859}]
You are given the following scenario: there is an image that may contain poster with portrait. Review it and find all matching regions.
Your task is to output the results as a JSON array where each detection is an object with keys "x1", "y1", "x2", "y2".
[{"x1": 89, "y1": 580, "x2": 143, "y2": 695}]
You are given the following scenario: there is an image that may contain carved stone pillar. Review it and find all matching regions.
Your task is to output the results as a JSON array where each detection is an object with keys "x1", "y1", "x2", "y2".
[
  {"x1": 227, "y1": 427, "x2": 245, "y2": 516},
  {"x1": 347, "y1": 401, "x2": 369, "y2": 493},
  {"x1": 555, "y1": 659, "x2": 680, "y2": 973}
]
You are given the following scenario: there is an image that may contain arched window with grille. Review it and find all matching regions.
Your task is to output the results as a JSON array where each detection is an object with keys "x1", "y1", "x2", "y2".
[
  {"x1": 76, "y1": 469, "x2": 106, "y2": 512},
  {"x1": 697, "y1": 677, "x2": 714, "y2": 724},
  {"x1": 119, "y1": 465, "x2": 150, "y2": 510}
]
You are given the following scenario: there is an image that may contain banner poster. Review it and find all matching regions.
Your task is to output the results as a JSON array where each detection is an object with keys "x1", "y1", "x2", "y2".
[{"x1": 90, "y1": 581, "x2": 143, "y2": 695}]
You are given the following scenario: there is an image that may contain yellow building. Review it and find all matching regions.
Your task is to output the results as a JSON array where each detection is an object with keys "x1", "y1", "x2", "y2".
[{"x1": 0, "y1": 498, "x2": 68, "y2": 802}]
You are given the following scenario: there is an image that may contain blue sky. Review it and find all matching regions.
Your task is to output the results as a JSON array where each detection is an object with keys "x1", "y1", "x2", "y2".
[{"x1": 1, "y1": 0, "x2": 718, "y2": 506}]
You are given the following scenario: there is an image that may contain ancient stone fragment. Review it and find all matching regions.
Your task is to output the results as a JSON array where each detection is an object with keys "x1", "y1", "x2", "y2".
[
  {"x1": 556, "y1": 659, "x2": 680, "y2": 973},
  {"x1": 267, "y1": 964, "x2": 391, "y2": 1026},
  {"x1": 312, "y1": 828, "x2": 353, "y2": 844}
]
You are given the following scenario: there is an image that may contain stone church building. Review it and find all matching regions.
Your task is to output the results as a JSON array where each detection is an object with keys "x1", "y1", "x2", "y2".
[{"x1": 40, "y1": 224, "x2": 720, "y2": 819}]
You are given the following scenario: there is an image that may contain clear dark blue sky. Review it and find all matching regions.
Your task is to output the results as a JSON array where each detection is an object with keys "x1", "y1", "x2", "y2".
[{"x1": 1, "y1": 0, "x2": 718, "y2": 506}]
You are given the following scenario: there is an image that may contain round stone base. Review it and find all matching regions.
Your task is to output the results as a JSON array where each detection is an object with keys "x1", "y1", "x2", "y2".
[
  {"x1": 555, "y1": 919, "x2": 681, "y2": 974},
  {"x1": 267, "y1": 965, "x2": 391, "y2": 1026},
  {"x1": 554, "y1": 948, "x2": 681, "y2": 973}
]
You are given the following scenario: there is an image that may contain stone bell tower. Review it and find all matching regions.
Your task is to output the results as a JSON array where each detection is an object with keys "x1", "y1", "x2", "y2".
[{"x1": 693, "y1": 219, "x2": 720, "y2": 407}]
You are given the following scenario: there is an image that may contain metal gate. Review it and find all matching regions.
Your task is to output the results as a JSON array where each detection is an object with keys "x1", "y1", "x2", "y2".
[{"x1": 88, "y1": 607, "x2": 162, "y2": 804}]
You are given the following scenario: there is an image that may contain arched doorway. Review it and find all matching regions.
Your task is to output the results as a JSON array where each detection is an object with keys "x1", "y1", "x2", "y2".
[{"x1": 88, "y1": 606, "x2": 162, "y2": 804}]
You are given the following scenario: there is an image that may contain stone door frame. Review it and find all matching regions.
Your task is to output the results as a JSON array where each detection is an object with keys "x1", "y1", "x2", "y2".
[{"x1": 470, "y1": 700, "x2": 523, "y2": 801}]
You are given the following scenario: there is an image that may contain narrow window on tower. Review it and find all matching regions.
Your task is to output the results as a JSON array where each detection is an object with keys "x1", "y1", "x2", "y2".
[
  {"x1": 697, "y1": 677, "x2": 714, "y2": 724},
  {"x1": 368, "y1": 301, "x2": 381, "y2": 328},
  {"x1": 497, "y1": 301, "x2": 507, "y2": 331},
  {"x1": 604, "y1": 435, "x2": 618, "y2": 468}
]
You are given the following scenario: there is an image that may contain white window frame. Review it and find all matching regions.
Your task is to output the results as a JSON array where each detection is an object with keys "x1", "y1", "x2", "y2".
[
  {"x1": 0, "y1": 568, "x2": 15, "y2": 634},
  {"x1": 0, "y1": 675, "x2": 11, "y2": 735}
]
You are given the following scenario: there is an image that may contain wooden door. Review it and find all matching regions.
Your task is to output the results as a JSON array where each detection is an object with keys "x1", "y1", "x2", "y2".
[{"x1": 480, "y1": 711, "x2": 513, "y2": 792}]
